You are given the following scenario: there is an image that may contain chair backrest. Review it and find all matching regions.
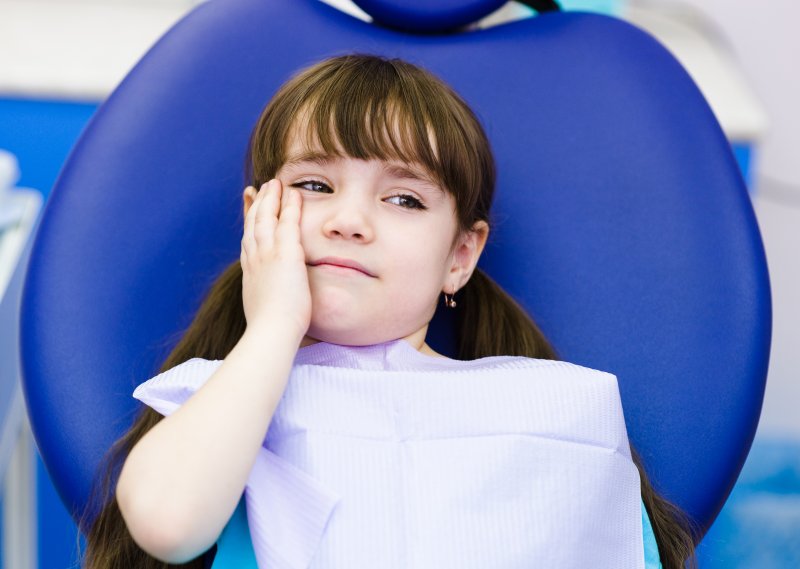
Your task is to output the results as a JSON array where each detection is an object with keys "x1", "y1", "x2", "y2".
[{"x1": 20, "y1": 0, "x2": 771, "y2": 536}]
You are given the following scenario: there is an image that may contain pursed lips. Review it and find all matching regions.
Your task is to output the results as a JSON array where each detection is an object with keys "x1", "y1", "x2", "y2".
[{"x1": 308, "y1": 257, "x2": 376, "y2": 277}]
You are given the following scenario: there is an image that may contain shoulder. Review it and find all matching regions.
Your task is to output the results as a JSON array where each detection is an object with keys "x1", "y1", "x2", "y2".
[
  {"x1": 132, "y1": 357, "x2": 224, "y2": 416},
  {"x1": 487, "y1": 355, "x2": 618, "y2": 384},
  {"x1": 486, "y1": 358, "x2": 624, "y2": 412},
  {"x1": 439, "y1": 356, "x2": 623, "y2": 413},
  {"x1": 136, "y1": 357, "x2": 224, "y2": 390}
]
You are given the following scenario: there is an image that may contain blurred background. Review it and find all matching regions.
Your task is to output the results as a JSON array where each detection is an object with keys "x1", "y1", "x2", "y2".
[{"x1": 0, "y1": 0, "x2": 797, "y2": 567}]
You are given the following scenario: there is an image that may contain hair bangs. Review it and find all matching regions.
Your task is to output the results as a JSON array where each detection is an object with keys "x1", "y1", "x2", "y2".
[{"x1": 285, "y1": 76, "x2": 444, "y2": 190}]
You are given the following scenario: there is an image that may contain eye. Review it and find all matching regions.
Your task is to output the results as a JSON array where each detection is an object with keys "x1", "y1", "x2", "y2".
[
  {"x1": 292, "y1": 179, "x2": 332, "y2": 193},
  {"x1": 291, "y1": 179, "x2": 427, "y2": 211},
  {"x1": 387, "y1": 194, "x2": 427, "y2": 210}
]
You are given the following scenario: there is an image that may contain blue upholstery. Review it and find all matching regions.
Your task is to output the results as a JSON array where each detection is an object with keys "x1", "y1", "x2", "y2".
[
  {"x1": 20, "y1": 0, "x2": 771, "y2": 538},
  {"x1": 351, "y1": 0, "x2": 506, "y2": 32}
]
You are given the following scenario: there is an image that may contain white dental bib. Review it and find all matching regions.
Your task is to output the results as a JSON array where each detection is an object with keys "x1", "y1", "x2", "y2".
[{"x1": 133, "y1": 338, "x2": 645, "y2": 568}]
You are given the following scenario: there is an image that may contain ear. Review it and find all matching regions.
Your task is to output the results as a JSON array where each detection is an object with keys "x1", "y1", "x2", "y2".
[
  {"x1": 242, "y1": 186, "x2": 256, "y2": 219},
  {"x1": 446, "y1": 220, "x2": 490, "y2": 294}
]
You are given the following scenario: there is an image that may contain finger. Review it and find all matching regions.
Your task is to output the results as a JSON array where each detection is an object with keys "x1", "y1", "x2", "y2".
[
  {"x1": 277, "y1": 177, "x2": 291, "y2": 220},
  {"x1": 275, "y1": 188, "x2": 302, "y2": 246},
  {"x1": 242, "y1": 185, "x2": 259, "y2": 261},
  {"x1": 244, "y1": 182, "x2": 270, "y2": 261},
  {"x1": 264, "y1": 178, "x2": 281, "y2": 219},
  {"x1": 254, "y1": 179, "x2": 279, "y2": 250}
]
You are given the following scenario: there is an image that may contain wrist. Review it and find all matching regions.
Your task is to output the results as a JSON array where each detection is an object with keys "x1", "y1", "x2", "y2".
[{"x1": 240, "y1": 321, "x2": 304, "y2": 354}]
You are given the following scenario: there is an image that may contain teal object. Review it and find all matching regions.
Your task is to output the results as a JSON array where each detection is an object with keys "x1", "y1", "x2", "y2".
[
  {"x1": 642, "y1": 501, "x2": 663, "y2": 569},
  {"x1": 560, "y1": 0, "x2": 624, "y2": 16},
  {"x1": 515, "y1": 1, "x2": 625, "y2": 16},
  {"x1": 211, "y1": 496, "x2": 663, "y2": 567},
  {"x1": 211, "y1": 496, "x2": 258, "y2": 568}
]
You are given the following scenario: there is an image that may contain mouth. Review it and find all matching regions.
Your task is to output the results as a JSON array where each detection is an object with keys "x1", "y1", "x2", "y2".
[{"x1": 308, "y1": 257, "x2": 376, "y2": 277}]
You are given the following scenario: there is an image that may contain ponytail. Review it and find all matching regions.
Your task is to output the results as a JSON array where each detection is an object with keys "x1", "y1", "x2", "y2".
[
  {"x1": 80, "y1": 261, "x2": 246, "y2": 568},
  {"x1": 456, "y1": 268, "x2": 557, "y2": 361}
]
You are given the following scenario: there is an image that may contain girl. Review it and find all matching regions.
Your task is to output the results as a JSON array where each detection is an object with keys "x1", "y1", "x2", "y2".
[{"x1": 80, "y1": 54, "x2": 698, "y2": 568}]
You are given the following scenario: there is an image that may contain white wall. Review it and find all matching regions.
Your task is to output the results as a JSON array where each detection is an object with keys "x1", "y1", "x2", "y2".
[{"x1": 651, "y1": 0, "x2": 799, "y2": 192}]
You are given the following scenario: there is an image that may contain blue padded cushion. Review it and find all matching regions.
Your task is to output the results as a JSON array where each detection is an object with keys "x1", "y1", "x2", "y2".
[{"x1": 352, "y1": 0, "x2": 506, "y2": 32}]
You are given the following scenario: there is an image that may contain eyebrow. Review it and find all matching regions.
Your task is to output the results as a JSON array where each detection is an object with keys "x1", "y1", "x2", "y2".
[
  {"x1": 282, "y1": 151, "x2": 444, "y2": 195},
  {"x1": 282, "y1": 151, "x2": 337, "y2": 170}
]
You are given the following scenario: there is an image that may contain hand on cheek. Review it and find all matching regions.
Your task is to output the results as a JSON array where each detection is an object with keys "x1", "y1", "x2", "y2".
[{"x1": 240, "y1": 178, "x2": 312, "y2": 340}]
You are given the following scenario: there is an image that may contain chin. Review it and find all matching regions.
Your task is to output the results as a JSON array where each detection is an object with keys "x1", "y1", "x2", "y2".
[{"x1": 306, "y1": 326, "x2": 374, "y2": 347}]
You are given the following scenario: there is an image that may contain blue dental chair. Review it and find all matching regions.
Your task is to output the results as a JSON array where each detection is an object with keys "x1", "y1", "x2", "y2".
[{"x1": 19, "y1": 0, "x2": 771, "y2": 557}]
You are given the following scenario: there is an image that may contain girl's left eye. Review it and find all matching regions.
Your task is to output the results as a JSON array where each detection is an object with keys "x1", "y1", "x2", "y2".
[
  {"x1": 291, "y1": 180, "x2": 427, "y2": 210},
  {"x1": 386, "y1": 194, "x2": 426, "y2": 210}
]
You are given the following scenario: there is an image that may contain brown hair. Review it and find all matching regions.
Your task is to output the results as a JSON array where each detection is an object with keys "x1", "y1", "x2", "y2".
[{"x1": 79, "y1": 53, "x2": 699, "y2": 568}]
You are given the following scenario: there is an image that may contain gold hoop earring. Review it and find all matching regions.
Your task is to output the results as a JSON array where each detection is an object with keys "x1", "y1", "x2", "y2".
[{"x1": 443, "y1": 289, "x2": 457, "y2": 308}]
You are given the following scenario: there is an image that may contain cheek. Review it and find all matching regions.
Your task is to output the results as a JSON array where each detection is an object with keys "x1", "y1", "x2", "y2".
[
  {"x1": 297, "y1": 209, "x2": 315, "y2": 246},
  {"x1": 384, "y1": 247, "x2": 449, "y2": 291}
]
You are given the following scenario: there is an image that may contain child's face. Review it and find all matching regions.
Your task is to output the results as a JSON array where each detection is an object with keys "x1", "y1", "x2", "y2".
[{"x1": 268, "y1": 134, "x2": 487, "y2": 347}]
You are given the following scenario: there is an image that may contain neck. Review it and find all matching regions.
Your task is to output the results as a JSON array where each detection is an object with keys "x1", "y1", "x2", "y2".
[{"x1": 299, "y1": 325, "x2": 445, "y2": 358}]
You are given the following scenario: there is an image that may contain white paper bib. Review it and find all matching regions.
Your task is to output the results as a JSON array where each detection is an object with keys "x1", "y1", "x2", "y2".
[{"x1": 133, "y1": 338, "x2": 644, "y2": 569}]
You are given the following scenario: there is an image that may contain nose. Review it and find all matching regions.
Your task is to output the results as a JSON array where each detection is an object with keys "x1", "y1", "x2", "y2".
[{"x1": 320, "y1": 192, "x2": 375, "y2": 242}]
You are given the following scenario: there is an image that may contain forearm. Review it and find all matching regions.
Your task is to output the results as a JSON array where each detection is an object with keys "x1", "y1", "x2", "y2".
[{"x1": 117, "y1": 323, "x2": 302, "y2": 563}]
